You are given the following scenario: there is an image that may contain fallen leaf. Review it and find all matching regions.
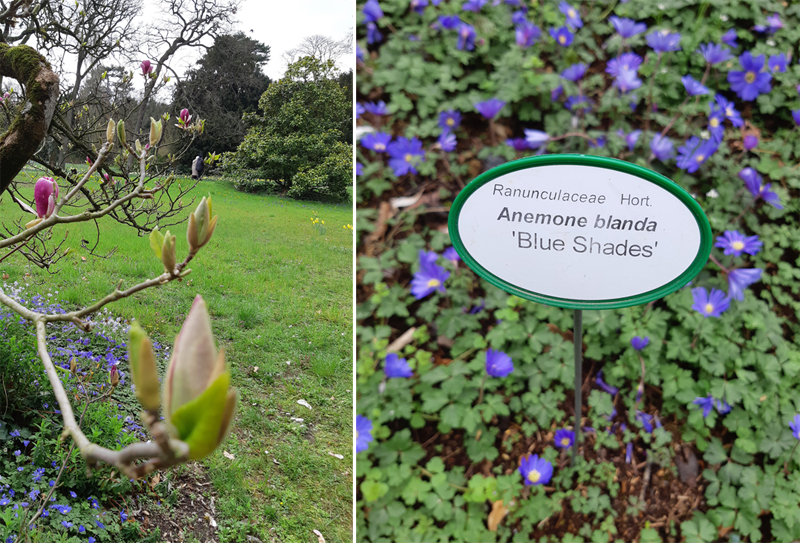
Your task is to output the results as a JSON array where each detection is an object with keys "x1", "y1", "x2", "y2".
[
  {"x1": 328, "y1": 452, "x2": 344, "y2": 460},
  {"x1": 223, "y1": 451, "x2": 235, "y2": 460},
  {"x1": 2, "y1": 274, "x2": 8, "y2": 280},
  {"x1": 487, "y1": 500, "x2": 509, "y2": 531},
  {"x1": 290, "y1": 417, "x2": 304, "y2": 423},
  {"x1": 253, "y1": 366, "x2": 259, "y2": 373},
  {"x1": 297, "y1": 399, "x2": 312, "y2": 410},
  {"x1": 313, "y1": 529, "x2": 326, "y2": 543},
  {"x1": 81, "y1": 256, "x2": 87, "y2": 262},
  {"x1": 148, "y1": 472, "x2": 161, "y2": 490},
  {"x1": 204, "y1": 513, "x2": 217, "y2": 528}
]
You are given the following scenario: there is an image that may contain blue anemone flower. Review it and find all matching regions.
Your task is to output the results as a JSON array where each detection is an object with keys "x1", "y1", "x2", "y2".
[
  {"x1": 609, "y1": 16, "x2": 646, "y2": 39},
  {"x1": 728, "y1": 52, "x2": 772, "y2": 101},
  {"x1": 518, "y1": 454, "x2": 553, "y2": 486}
]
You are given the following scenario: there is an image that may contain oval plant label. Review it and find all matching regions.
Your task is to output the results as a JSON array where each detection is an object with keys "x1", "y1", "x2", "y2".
[{"x1": 448, "y1": 155, "x2": 712, "y2": 309}]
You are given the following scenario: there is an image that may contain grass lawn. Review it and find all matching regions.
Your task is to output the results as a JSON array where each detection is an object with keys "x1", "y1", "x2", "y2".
[{"x1": 3, "y1": 169, "x2": 354, "y2": 543}]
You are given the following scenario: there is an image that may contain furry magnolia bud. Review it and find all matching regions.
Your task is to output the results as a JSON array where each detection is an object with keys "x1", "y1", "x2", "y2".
[
  {"x1": 106, "y1": 119, "x2": 115, "y2": 143},
  {"x1": 128, "y1": 321, "x2": 161, "y2": 412},
  {"x1": 116, "y1": 120, "x2": 126, "y2": 145},
  {"x1": 186, "y1": 196, "x2": 218, "y2": 254},
  {"x1": 149, "y1": 118, "x2": 163, "y2": 147},
  {"x1": 149, "y1": 227, "x2": 177, "y2": 274}
]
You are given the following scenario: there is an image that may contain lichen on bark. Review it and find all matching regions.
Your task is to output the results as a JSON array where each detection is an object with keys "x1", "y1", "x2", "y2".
[{"x1": 0, "y1": 44, "x2": 59, "y2": 196}]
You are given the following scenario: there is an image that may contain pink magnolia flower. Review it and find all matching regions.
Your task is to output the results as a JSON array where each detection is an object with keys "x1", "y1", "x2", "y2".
[
  {"x1": 33, "y1": 177, "x2": 58, "y2": 219},
  {"x1": 179, "y1": 108, "x2": 191, "y2": 125},
  {"x1": 141, "y1": 60, "x2": 153, "y2": 76}
]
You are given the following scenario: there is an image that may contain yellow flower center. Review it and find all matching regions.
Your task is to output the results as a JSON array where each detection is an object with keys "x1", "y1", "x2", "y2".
[
  {"x1": 561, "y1": 437, "x2": 571, "y2": 446},
  {"x1": 446, "y1": 118, "x2": 455, "y2": 126},
  {"x1": 745, "y1": 71, "x2": 756, "y2": 84},
  {"x1": 732, "y1": 241, "x2": 744, "y2": 251},
  {"x1": 528, "y1": 469, "x2": 541, "y2": 484},
  {"x1": 704, "y1": 303, "x2": 714, "y2": 313},
  {"x1": 759, "y1": 184, "x2": 764, "y2": 192},
  {"x1": 568, "y1": 9, "x2": 576, "y2": 17},
  {"x1": 726, "y1": 107, "x2": 734, "y2": 116},
  {"x1": 695, "y1": 154, "x2": 705, "y2": 163},
  {"x1": 405, "y1": 153, "x2": 413, "y2": 162},
  {"x1": 710, "y1": 118, "x2": 719, "y2": 127},
  {"x1": 375, "y1": 143, "x2": 385, "y2": 151},
  {"x1": 559, "y1": 35, "x2": 566, "y2": 44},
  {"x1": 427, "y1": 279, "x2": 441, "y2": 288}
]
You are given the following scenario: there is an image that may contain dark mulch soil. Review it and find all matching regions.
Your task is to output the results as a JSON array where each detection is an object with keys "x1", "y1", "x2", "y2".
[{"x1": 129, "y1": 463, "x2": 221, "y2": 543}]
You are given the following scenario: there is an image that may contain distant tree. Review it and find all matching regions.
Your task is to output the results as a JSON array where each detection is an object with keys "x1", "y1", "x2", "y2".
[
  {"x1": 281, "y1": 33, "x2": 351, "y2": 70},
  {"x1": 172, "y1": 32, "x2": 271, "y2": 169},
  {"x1": 225, "y1": 56, "x2": 352, "y2": 201}
]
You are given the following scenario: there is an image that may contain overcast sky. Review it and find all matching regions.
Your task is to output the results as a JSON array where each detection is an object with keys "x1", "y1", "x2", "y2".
[{"x1": 145, "y1": 0, "x2": 355, "y2": 82}]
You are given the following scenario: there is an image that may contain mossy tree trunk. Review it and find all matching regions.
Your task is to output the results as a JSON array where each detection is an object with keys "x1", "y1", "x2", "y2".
[{"x1": 0, "y1": 44, "x2": 59, "y2": 195}]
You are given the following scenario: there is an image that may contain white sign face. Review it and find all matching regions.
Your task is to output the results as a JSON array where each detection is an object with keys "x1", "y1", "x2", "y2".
[{"x1": 450, "y1": 158, "x2": 711, "y2": 308}]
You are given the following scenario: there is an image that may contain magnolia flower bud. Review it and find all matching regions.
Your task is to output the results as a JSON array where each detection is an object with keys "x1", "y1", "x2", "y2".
[
  {"x1": 140, "y1": 59, "x2": 153, "y2": 76},
  {"x1": 179, "y1": 108, "x2": 191, "y2": 125},
  {"x1": 116, "y1": 120, "x2": 126, "y2": 145},
  {"x1": 110, "y1": 365, "x2": 120, "y2": 387},
  {"x1": 33, "y1": 177, "x2": 58, "y2": 219},
  {"x1": 149, "y1": 118, "x2": 163, "y2": 147},
  {"x1": 106, "y1": 119, "x2": 115, "y2": 143},
  {"x1": 186, "y1": 196, "x2": 218, "y2": 254},
  {"x1": 128, "y1": 321, "x2": 161, "y2": 412},
  {"x1": 164, "y1": 296, "x2": 236, "y2": 460},
  {"x1": 69, "y1": 357, "x2": 76, "y2": 375},
  {"x1": 150, "y1": 227, "x2": 177, "y2": 274},
  {"x1": 135, "y1": 139, "x2": 142, "y2": 153}
]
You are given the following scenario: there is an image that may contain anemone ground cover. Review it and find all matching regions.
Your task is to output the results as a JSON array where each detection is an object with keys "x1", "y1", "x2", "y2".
[
  {"x1": 356, "y1": 1, "x2": 800, "y2": 542},
  {"x1": 2, "y1": 169, "x2": 354, "y2": 543}
]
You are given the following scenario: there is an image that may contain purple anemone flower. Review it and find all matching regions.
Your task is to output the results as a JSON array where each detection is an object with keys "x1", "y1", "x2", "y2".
[
  {"x1": 630, "y1": 336, "x2": 649, "y2": 351},
  {"x1": 474, "y1": 98, "x2": 506, "y2": 119},
  {"x1": 437, "y1": 15, "x2": 461, "y2": 30},
  {"x1": 524, "y1": 129, "x2": 549, "y2": 148},
  {"x1": 722, "y1": 29, "x2": 738, "y2": 48},
  {"x1": 744, "y1": 135, "x2": 758, "y2": 150},
  {"x1": 443, "y1": 247, "x2": 460, "y2": 264},
  {"x1": 650, "y1": 134, "x2": 674, "y2": 161},
  {"x1": 595, "y1": 370, "x2": 618, "y2": 395},
  {"x1": 614, "y1": 69, "x2": 642, "y2": 93},
  {"x1": 714, "y1": 230, "x2": 762, "y2": 257},
  {"x1": 716, "y1": 399, "x2": 731, "y2": 415},
  {"x1": 646, "y1": 30, "x2": 681, "y2": 53},
  {"x1": 384, "y1": 353, "x2": 413, "y2": 378},
  {"x1": 518, "y1": 454, "x2": 553, "y2": 486},
  {"x1": 626, "y1": 442, "x2": 633, "y2": 463},
  {"x1": 790, "y1": 415, "x2": 800, "y2": 440},
  {"x1": 511, "y1": 10, "x2": 526, "y2": 25},
  {"x1": 676, "y1": 136, "x2": 718, "y2": 173},
  {"x1": 564, "y1": 95, "x2": 591, "y2": 113},
  {"x1": 387, "y1": 136, "x2": 425, "y2": 176},
  {"x1": 559, "y1": 1, "x2": 582, "y2": 29},
  {"x1": 515, "y1": 21, "x2": 541, "y2": 48},
  {"x1": 714, "y1": 95, "x2": 743, "y2": 127},
  {"x1": 554, "y1": 428, "x2": 575, "y2": 449},
  {"x1": 462, "y1": 0, "x2": 487, "y2": 12},
  {"x1": 410, "y1": 250, "x2": 449, "y2": 299},
  {"x1": 363, "y1": 101, "x2": 389, "y2": 115},
  {"x1": 625, "y1": 130, "x2": 641, "y2": 151},
  {"x1": 696, "y1": 43, "x2": 732, "y2": 65},
  {"x1": 792, "y1": 110, "x2": 800, "y2": 126},
  {"x1": 363, "y1": 0, "x2": 383, "y2": 23},
  {"x1": 681, "y1": 75, "x2": 710, "y2": 96},
  {"x1": 410, "y1": 0, "x2": 428, "y2": 14},
  {"x1": 549, "y1": 26, "x2": 574, "y2": 47},
  {"x1": 485, "y1": 348, "x2": 514, "y2": 377},
  {"x1": 360, "y1": 132, "x2": 391, "y2": 153},
  {"x1": 561, "y1": 63, "x2": 587, "y2": 82},
  {"x1": 707, "y1": 108, "x2": 725, "y2": 140},
  {"x1": 769, "y1": 53, "x2": 787, "y2": 73},
  {"x1": 438, "y1": 131, "x2": 457, "y2": 152},
  {"x1": 693, "y1": 396, "x2": 715, "y2": 418},
  {"x1": 367, "y1": 22, "x2": 383, "y2": 44},
  {"x1": 439, "y1": 110, "x2": 462, "y2": 130},
  {"x1": 609, "y1": 16, "x2": 647, "y2": 39},
  {"x1": 456, "y1": 23, "x2": 477, "y2": 51},
  {"x1": 506, "y1": 138, "x2": 530, "y2": 152},
  {"x1": 356, "y1": 415, "x2": 373, "y2": 453},
  {"x1": 727, "y1": 268, "x2": 762, "y2": 301},
  {"x1": 728, "y1": 52, "x2": 772, "y2": 101},
  {"x1": 606, "y1": 53, "x2": 642, "y2": 77},
  {"x1": 551, "y1": 85, "x2": 564, "y2": 101},
  {"x1": 636, "y1": 411, "x2": 654, "y2": 433},
  {"x1": 739, "y1": 167, "x2": 783, "y2": 209},
  {"x1": 691, "y1": 287, "x2": 730, "y2": 318}
]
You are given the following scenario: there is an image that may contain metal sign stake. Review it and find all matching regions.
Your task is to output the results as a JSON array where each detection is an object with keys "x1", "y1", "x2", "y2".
[{"x1": 572, "y1": 309, "x2": 582, "y2": 466}]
